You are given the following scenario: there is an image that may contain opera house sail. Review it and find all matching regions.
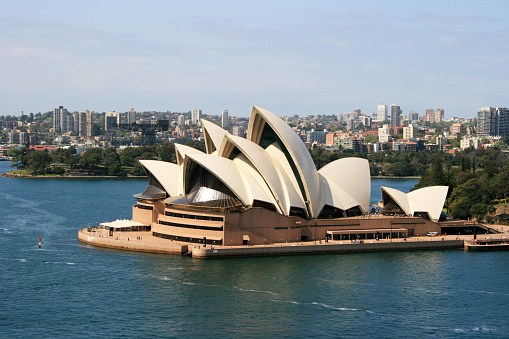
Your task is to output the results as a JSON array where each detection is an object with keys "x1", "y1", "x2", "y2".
[{"x1": 127, "y1": 106, "x2": 447, "y2": 246}]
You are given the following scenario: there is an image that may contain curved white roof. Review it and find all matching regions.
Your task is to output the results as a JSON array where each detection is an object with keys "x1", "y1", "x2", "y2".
[
  {"x1": 247, "y1": 106, "x2": 322, "y2": 218},
  {"x1": 381, "y1": 186, "x2": 448, "y2": 221},
  {"x1": 201, "y1": 119, "x2": 230, "y2": 154},
  {"x1": 381, "y1": 186, "x2": 413, "y2": 216},
  {"x1": 408, "y1": 186, "x2": 448, "y2": 221},
  {"x1": 174, "y1": 143, "x2": 204, "y2": 166},
  {"x1": 319, "y1": 173, "x2": 359, "y2": 211},
  {"x1": 139, "y1": 160, "x2": 182, "y2": 196},
  {"x1": 218, "y1": 134, "x2": 290, "y2": 214},
  {"x1": 264, "y1": 142, "x2": 308, "y2": 215},
  {"x1": 318, "y1": 158, "x2": 371, "y2": 212},
  {"x1": 232, "y1": 154, "x2": 282, "y2": 213},
  {"x1": 184, "y1": 153, "x2": 250, "y2": 206}
]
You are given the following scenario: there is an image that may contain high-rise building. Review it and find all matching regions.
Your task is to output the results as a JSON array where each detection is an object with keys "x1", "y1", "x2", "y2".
[
  {"x1": 361, "y1": 116, "x2": 372, "y2": 128},
  {"x1": 425, "y1": 108, "x2": 434, "y2": 122},
  {"x1": 408, "y1": 111, "x2": 419, "y2": 121},
  {"x1": 391, "y1": 104, "x2": 401, "y2": 127},
  {"x1": 477, "y1": 107, "x2": 498, "y2": 137},
  {"x1": 178, "y1": 115, "x2": 185, "y2": 126},
  {"x1": 232, "y1": 126, "x2": 245, "y2": 138},
  {"x1": 53, "y1": 106, "x2": 61, "y2": 131},
  {"x1": 346, "y1": 118, "x2": 355, "y2": 131},
  {"x1": 498, "y1": 107, "x2": 509, "y2": 136},
  {"x1": 86, "y1": 110, "x2": 94, "y2": 138},
  {"x1": 128, "y1": 108, "x2": 136, "y2": 125},
  {"x1": 105, "y1": 112, "x2": 118, "y2": 132},
  {"x1": 53, "y1": 106, "x2": 69, "y2": 132},
  {"x1": 191, "y1": 109, "x2": 202, "y2": 125},
  {"x1": 67, "y1": 113, "x2": 74, "y2": 133},
  {"x1": 222, "y1": 110, "x2": 229, "y2": 128},
  {"x1": 72, "y1": 113, "x2": 80, "y2": 132},
  {"x1": 79, "y1": 112, "x2": 87, "y2": 137},
  {"x1": 434, "y1": 108, "x2": 444, "y2": 123},
  {"x1": 377, "y1": 104, "x2": 388, "y2": 121}
]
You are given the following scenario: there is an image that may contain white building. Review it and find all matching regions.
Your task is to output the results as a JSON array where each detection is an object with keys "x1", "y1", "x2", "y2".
[
  {"x1": 403, "y1": 124, "x2": 417, "y2": 140},
  {"x1": 378, "y1": 124, "x2": 392, "y2": 143},
  {"x1": 128, "y1": 108, "x2": 136, "y2": 125},
  {"x1": 221, "y1": 110, "x2": 229, "y2": 129},
  {"x1": 191, "y1": 109, "x2": 202, "y2": 125},
  {"x1": 377, "y1": 104, "x2": 388, "y2": 121}
]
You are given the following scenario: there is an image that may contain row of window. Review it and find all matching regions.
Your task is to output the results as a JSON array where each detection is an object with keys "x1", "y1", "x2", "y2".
[
  {"x1": 165, "y1": 211, "x2": 223, "y2": 222},
  {"x1": 135, "y1": 204, "x2": 153, "y2": 210},
  {"x1": 153, "y1": 232, "x2": 223, "y2": 246},
  {"x1": 159, "y1": 220, "x2": 223, "y2": 231}
]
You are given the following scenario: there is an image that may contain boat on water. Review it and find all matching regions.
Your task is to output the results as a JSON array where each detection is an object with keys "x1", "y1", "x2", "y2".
[{"x1": 466, "y1": 238, "x2": 509, "y2": 251}]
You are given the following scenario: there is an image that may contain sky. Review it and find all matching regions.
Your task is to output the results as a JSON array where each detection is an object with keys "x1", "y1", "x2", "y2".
[{"x1": 1, "y1": 0, "x2": 508, "y2": 118}]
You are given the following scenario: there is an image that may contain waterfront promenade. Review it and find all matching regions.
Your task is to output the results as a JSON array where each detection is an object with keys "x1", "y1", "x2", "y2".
[{"x1": 78, "y1": 225, "x2": 497, "y2": 258}]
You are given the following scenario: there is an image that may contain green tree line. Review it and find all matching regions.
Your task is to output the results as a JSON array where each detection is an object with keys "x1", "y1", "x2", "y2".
[{"x1": 7, "y1": 140, "x2": 206, "y2": 176}]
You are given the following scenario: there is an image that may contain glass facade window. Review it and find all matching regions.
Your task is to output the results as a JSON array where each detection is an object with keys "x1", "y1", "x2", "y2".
[
  {"x1": 153, "y1": 232, "x2": 222, "y2": 246},
  {"x1": 165, "y1": 211, "x2": 223, "y2": 222},
  {"x1": 159, "y1": 220, "x2": 223, "y2": 231}
]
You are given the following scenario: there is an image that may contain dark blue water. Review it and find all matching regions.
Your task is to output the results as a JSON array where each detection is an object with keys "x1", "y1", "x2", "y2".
[{"x1": 1, "y1": 161, "x2": 508, "y2": 338}]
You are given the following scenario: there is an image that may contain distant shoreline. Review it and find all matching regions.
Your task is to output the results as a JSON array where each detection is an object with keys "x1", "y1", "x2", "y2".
[
  {"x1": 1, "y1": 172, "x2": 146, "y2": 179},
  {"x1": 371, "y1": 176, "x2": 421, "y2": 179},
  {"x1": 2, "y1": 172, "x2": 419, "y2": 180}
]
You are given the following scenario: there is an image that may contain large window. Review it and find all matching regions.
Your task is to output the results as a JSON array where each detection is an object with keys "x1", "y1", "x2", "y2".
[
  {"x1": 165, "y1": 211, "x2": 223, "y2": 222},
  {"x1": 159, "y1": 220, "x2": 223, "y2": 231},
  {"x1": 153, "y1": 232, "x2": 222, "y2": 246}
]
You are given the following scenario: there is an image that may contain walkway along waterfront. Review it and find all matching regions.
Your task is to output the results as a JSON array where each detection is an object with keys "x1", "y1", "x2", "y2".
[{"x1": 78, "y1": 226, "x2": 467, "y2": 258}]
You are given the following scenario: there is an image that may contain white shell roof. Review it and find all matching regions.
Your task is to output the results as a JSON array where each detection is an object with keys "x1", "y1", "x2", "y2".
[
  {"x1": 381, "y1": 186, "x2": 448, "y2": 221},
  {"x1": 318, "y1": 158, "x2": 371, "y2": 212},
  {"x1": 201, "y1": 119, "x2": 230, "y2": 154},
  {"x1": 139, "y1": 160, "x2": 181, "y2": 196},
  {"x1": 247, "y1": 106, "x2": 322, "y2": 218},
  {"x1": 184, "y1": 153, "x2": 250, "y2": 206},
  {"x1": 408, "y1": 186, "x2": 448, "y2": 221},
  {"x1": 381, "y1": 186, "x2": 413, "y2": 216},
  {"x1": 319, "y1": 173, "x2": 360, "y2": 211},
  {"x1": 218, "y1": 134, "x2": 290, "y2": 214},
  {"x1": 264, "y1": 142, "x2": 307, "y2": 214},
  {"x1": 232, "y1": 154, "x2": 282, "y2": 213},
  {"x1": 174, "y1": 143, "x2": 204, "y2": 165}
]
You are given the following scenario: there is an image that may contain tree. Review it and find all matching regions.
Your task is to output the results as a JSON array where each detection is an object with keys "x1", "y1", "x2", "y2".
[
  {"x1": 496, "y1": 167, "x2": 509, "y2": 206},
  {"x1": 158, "y1": 142, "x2": 176, "y2": 163},
  {"x1": 120, "y1": 147, "x2": 143, "y2": 166},
  {"x1": 79, "y1": 148, "x2": 103, "y2": 169},
  {"x1": 102, "y1": 147, "x2": 120, "y2": 167},
  {"x1": 187, "y1": 140, "x2": 206, "y2": 152},
  {"x1": 9, "y1": 147, "x2": 29, "y2": 169},
  {"x1": 108, "y1": 163, "x2": 126, "y2": 176},
  {"x1": 387, "y1": 162, "x2": 416, "y2": 176},
  {"x1": 25, "y1": 151, "x2": 52, "y2": 174},
  {"x1": 364, "y1": 135, "x2": 379, "y2": 144}
]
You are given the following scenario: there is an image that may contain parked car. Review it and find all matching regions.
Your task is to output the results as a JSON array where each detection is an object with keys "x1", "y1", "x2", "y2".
[{"x1": 427, "y1": 232, "x2": 439, "y2": 237}]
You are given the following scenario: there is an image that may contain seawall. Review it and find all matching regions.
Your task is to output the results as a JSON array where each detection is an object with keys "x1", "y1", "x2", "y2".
[
  {"x1": 78, "y1": 229, "x2": 187, "y2": 254},
  {"x1": 191, "y1": 240, "x2": 464, "y2": 258}
]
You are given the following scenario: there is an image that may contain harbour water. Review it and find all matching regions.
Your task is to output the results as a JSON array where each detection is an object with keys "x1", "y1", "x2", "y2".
[{"x1": 1, "y1": 161, "x2": 508, "y2": 338}]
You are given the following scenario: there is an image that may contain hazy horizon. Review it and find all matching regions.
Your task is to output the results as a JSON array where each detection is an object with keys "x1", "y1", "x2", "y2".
[{"x1": 1, "y1": 1, "x2": 508, "y2": 118}]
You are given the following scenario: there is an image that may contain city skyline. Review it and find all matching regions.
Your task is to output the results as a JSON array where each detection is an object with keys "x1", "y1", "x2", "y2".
[{"x1": 1, "y1": 1, "x2": 508, "y2": 118}]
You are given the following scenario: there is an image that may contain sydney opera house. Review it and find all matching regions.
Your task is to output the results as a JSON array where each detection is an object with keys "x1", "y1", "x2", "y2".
[{"x1": 130, "y1": 106, "x2": 447, "y2": 246}]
